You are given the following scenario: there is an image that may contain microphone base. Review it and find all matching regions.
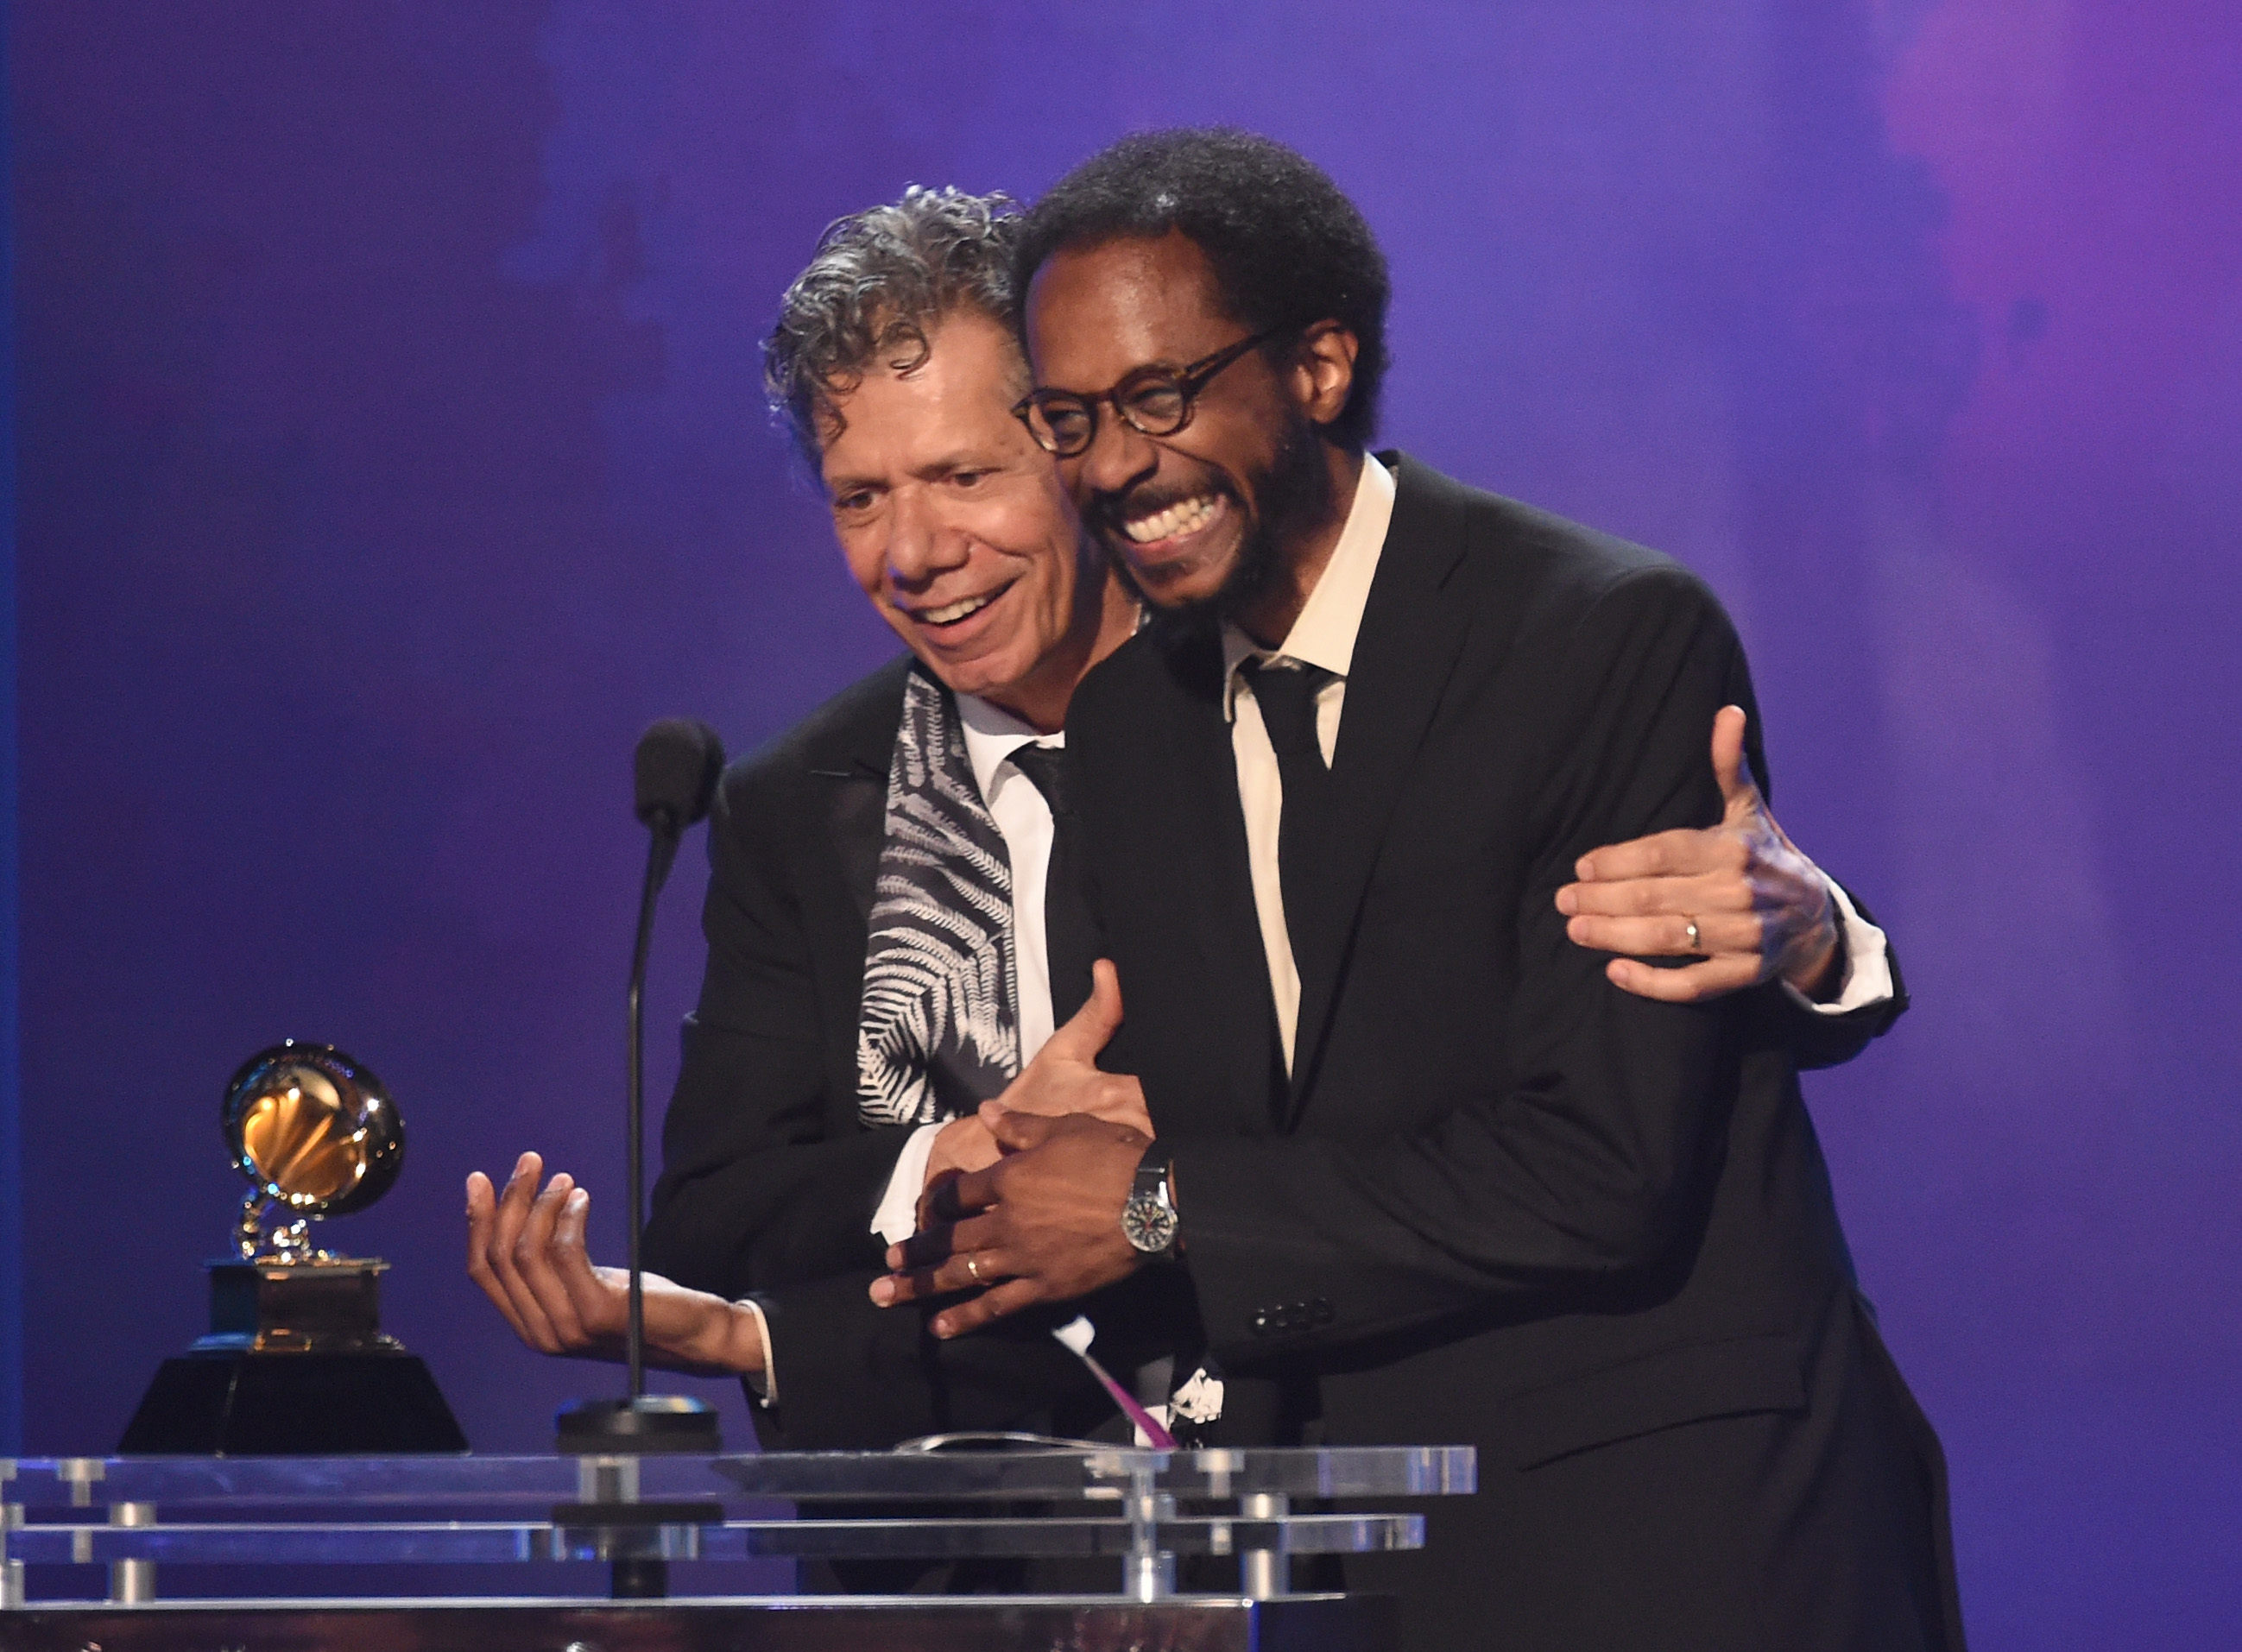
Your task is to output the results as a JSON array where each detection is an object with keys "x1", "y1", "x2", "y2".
[{"x1": 556, "y1": 1394, "x2": 723, "y2": 1455}]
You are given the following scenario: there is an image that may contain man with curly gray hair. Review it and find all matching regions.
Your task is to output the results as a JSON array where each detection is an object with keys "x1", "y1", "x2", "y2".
[
  {"x1": 469, "y1": 185, "x2": 1166, "y2": 1459},
  {"x1": 763, "y1": 186, "x2": 1020, "y2": 462}
]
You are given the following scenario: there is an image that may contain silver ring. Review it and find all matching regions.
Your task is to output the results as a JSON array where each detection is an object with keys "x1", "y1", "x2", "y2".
[
  {"x1": 1683, "y1": 917, "x2": 1702, "y2": 952},
  {"x1": 965, "y1": 1255, "x2": 983, "y2": 1283}
]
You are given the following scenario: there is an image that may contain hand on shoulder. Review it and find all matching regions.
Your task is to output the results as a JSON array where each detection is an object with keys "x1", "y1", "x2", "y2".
[{"x1": 1555, "y1": 706, "x2": 1841, "y2": 1004}]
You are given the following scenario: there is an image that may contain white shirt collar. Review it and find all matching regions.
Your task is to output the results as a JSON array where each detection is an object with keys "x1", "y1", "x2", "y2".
[
  {"x1": 1221, "y1": 451, "x2": 1395, "y2": 718},
  {"x1": 956, "y1": 690, "x2": 1060, "y2": 802}
]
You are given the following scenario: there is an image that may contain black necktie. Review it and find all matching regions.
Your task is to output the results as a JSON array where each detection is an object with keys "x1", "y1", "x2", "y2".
[
  {"x1": 1241, "y1": 658, "x2": 1339, "y2": 985},
  {"x1": 1006, "y1": 743, "x2": 1097, "y2": 1026}
]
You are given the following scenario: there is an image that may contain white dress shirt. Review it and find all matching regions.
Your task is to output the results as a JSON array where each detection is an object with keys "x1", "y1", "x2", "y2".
[{"x1": 1221, "y1": 454, "x2": 1891, "y2": 1072}]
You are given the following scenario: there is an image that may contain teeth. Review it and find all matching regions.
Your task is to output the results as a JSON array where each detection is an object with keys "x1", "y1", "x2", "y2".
[
  {"x1": 919, "y1": 591, "x2": 995, "y2": 625},
  {"x1": 1122, "y1": 494, "x2": 1220, "y2": 544}
]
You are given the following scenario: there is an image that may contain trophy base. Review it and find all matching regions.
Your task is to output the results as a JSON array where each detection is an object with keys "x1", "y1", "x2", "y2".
[
  {"x1": 117, "y1": 1254, "x2": 468, "y2": 1453},
  {"x1": 118, "y1": 1346, "x2": 469, "y2": 1454}
]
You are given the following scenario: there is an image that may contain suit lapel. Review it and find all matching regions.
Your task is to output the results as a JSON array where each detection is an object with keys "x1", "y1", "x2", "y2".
[
  {"x1": 1180, "y1": 635, "x2": 1290, "y2": 1130},
  {"x1": 1285, "y1": 457, "x2": 1475, "y2": 1115},
  {"x1": 808, "y1": 660, "x2": 909, "y2": 930},
  {"x1": 1142, "y1": 628, "x2": 1290, "y2": 1132},
  {"x1": 827, "y1": 771, "x2": 886, "y2": 930}
]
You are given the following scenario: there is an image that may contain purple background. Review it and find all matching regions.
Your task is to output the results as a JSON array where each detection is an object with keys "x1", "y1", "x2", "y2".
[{"x1": 7, "y1": 2, "x2": 2239, "y2": 1643}]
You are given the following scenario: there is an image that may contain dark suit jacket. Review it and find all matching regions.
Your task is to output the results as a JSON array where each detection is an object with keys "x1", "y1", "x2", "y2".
[
  {"x1": 640, "y1": 657, "x2": 1163, "y2": 1450},
  {"x1": 1066, "y1": 456, "x2": 1959, "y2": 1650}
]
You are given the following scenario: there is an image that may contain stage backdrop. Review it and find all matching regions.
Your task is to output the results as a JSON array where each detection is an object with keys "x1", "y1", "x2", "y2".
[{"x1": 9, "y1": 2, "x2": 2238, "y2": 1643}]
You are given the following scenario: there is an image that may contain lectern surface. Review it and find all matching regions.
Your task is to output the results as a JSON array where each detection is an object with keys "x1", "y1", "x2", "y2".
[
  {"x1": 0, "y1": 1592, "x2": 1399, "y2": 1652},
  {"x1": 2, "y1": 1446, "x2": 1470, "y2": 1640}
]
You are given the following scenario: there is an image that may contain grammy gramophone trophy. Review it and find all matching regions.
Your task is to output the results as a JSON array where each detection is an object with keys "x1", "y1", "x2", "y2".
[{"x1": 118, "y1": 1041, "x2": 467, "y2": 1454}]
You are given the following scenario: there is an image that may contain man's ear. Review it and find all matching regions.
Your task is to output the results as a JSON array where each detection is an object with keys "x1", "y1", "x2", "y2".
[{"x1": 1292, "y1": 320, "x2": 1360, "y2": 429}]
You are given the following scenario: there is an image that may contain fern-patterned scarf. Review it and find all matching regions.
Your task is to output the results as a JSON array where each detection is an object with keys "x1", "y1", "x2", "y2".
[{"x1": 856, "y1": 668, "x2": 1020, "y2": 1126}]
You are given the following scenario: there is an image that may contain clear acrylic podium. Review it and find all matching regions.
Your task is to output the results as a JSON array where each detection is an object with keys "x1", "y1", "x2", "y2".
[{"x1": 0, "y1": 1444, "x2": 1474, "y2": 1650}]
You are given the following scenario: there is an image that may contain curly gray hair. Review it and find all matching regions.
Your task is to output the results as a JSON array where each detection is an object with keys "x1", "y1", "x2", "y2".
[{"x1": 763, "y1": 186, "x2": 1023, "y2": 467}]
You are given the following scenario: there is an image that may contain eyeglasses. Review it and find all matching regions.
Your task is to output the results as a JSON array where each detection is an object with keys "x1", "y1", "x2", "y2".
[{"x1": 1012, "y1": 326, "x2": 1292, "y2": 458}]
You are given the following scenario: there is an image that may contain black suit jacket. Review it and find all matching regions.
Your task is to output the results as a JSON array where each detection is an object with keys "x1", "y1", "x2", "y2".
[
  {"x1": 641, "y1": 657, "x2": 1165, "y2": 1449},
  {"x1": 1066, "y1": 457, "x2": 1958, "y2": 1650}
]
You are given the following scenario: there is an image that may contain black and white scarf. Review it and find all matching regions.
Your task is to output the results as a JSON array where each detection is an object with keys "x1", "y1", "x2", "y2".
[{"x1": 856, "y1": 669, "x2": 1020, "y2": 1126}]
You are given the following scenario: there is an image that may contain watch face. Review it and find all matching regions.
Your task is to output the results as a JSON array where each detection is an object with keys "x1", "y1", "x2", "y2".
[{"x1": 1121, "y1": 1193, "x2": 1179, "y2": 1255}]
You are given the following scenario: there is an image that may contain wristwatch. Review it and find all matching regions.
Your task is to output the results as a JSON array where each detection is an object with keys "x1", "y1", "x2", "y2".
[{"x1": 1120, "y1": 1141, "x2": 1181, "y2": 1260}]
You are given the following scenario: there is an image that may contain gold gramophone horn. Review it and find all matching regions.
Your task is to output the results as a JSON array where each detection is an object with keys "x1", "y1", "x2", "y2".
[{"x1": 223, "y1": 1041, "x2": 403, "y2": 1260}]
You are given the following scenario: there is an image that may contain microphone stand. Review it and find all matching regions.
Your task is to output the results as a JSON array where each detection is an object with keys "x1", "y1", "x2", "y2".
[
  {"x1": 554, "y1": 801, "x2": 722, "y2": 1600},
  {"x1": 622, "y1": 808, "x2": 679, "y2": 1403}
]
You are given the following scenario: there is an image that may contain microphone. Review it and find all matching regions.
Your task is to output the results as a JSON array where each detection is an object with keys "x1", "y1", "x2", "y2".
[
  {"x1": 631, "y1": 717, "x2": 724, "y2": 906},
  {"x1": 558, "y1": 717, "x2": 727, "y2": 1488},
  {"x1": 635, "y1": 716, "x2": 724, "y2": 831}
]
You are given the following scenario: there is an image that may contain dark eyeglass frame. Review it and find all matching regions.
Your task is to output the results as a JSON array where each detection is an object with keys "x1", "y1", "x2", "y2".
[{"x1": 1011, "y1": 325, "x2": 1292, "y2": 457}]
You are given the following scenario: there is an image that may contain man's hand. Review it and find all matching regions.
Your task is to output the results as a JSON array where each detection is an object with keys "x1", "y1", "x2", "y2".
[
  {"x1": 915, "y1": 962, "x2": 1152, "y2": 1230},
  {"x1": 922, "y1": 1113, "x2": 1001, "y2": 1194},
  {"x1": 464, "y1": 1151, "x2": 765, "y2": 1376},
  {"x1": 874, "y1": 1111, "x2": 1148, "y2": 1340},
  {"x1": 1555, "y1": 705, "x2": 1841, "y2": 1004},
  {"x1": 988, "y1": 961, "x2": 1153, "y2": 1134}
]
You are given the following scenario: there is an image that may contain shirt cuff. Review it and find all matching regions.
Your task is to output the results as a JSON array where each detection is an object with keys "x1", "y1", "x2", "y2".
[
  {"x1": 870, "y1": 1121, "x2": 945, "y2": 1246},
  {"x1": 1782, "y1": 880, "x2": 1893, "y2": 1015},
  {"x1": 736, "y1": 1296, "x2": 776, "y2": 1405}
]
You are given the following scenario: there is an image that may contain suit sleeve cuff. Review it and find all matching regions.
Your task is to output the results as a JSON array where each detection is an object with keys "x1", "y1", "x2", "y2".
[
  {"x1": 1783, "y1": 880, "x2": 1893, "y2": 1015},
  {"x1": 870, "y1": 1122, "x2": 944, "y2": 1246}
]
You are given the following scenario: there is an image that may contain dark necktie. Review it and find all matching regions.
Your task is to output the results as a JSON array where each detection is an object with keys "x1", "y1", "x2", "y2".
[
  {"x1": 1241, "y1": 658, "x2": 1339, "y2": 985},
  {"x1": 1006, "y1": 743, "x2": 1097, "y2": 1026}
]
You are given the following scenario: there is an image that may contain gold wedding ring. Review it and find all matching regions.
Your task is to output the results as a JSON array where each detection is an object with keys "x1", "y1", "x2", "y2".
[
  {"x1": 1683, "y1": 917, "x2": 1702, "y2": 953},
  {"x1": 965, "y1": 1255, "x2": 983, "y2": 1283}
]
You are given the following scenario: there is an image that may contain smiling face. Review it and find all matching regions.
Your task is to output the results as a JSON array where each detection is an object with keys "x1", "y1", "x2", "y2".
[
  {"x1": 818, "y1": 307, "x2": 1134, "y2": 731},
  {"x1": 1022, "y1": 231, "x2": 1360, "y2": 642}
]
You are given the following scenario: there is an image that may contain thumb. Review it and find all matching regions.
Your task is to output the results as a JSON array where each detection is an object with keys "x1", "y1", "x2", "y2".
[
  {"x1": 1045, "y1": 960, "x2": 1124, "y2": 1062},
  {"x1": 987, "y1": 1107, "x2": 1054, "y2": 1151},
  {"x1": 1711, "y1": 705, "x2": 1755, "y2": 817}
]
